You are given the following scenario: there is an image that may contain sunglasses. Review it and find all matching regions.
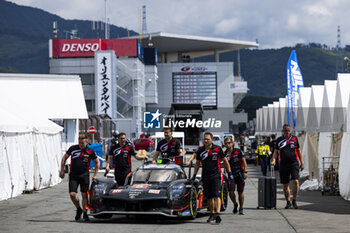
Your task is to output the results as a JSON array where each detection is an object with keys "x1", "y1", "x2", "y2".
[{"x1": 224, "y1": 142, "x2": 232, "y2": 144}]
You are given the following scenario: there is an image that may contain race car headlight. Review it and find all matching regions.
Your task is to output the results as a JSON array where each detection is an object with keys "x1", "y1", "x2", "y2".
[{"x1": 169, "y1": 184, "x2": 186, "y2": 200}]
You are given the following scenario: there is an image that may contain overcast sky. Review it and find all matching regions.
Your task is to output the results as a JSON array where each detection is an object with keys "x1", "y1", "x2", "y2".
[{"x1": 9, "y1": 0, "x2": 350, "y2": 49}]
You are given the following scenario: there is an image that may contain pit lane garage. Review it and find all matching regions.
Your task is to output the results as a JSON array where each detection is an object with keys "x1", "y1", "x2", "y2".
[{"x1": 87, "y1": 159, "x2": 228, "y2": 219}]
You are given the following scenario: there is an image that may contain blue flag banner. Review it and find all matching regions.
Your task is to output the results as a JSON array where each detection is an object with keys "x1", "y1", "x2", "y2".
[{"x1": 287, "y1": 50, "x2": 304, "y2": 128}]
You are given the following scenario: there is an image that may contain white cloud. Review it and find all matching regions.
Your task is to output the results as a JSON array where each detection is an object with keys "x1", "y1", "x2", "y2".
[
  {"x1": 8, "y1": 0, "x2": 350, "y2": 48},
  {"x1": 214, "y1": 18, "x2": 240, "y2": 35}
]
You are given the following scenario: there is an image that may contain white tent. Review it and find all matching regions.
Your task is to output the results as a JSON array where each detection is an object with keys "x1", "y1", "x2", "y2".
[
  {"x1": 306, "y1": 85, "x2": 324, "y2": 132},
  {"x1": 317, "y1": 132, "x2": 333, "y2": 181},
  {"x1": 266, "y1": 104, "x2": 274, "y2": 133},
  {"x1": 0, "y1": 103, "x2": 63, "y2": 201},
  {"x1": 339, "y1": 132, "x2": 350, "y2": 200},
  {"x1": 277, "y1": 98, "x2": 287, "y2": 131},
  {"x1": 0, "y1": 73, "x2": 88, "y2": 201},
  {"x1": 333, "y1": 73, "x2": 350, "y2": 132},
  {"x1": 317, "y1": 81, "x2": 336, "y2": 184},
  {"x1": 256, "y1": 108, "x2": 263, "y2": 135},
  {"x1": 272, "y1": 101, "x2": 279, "y2": 133},
  {"x1": 319, "y1": 80, "x2": 337, "y2": 132},
  {"x1": 262, "y1": 106, "x2": 268, "y2": 133},
  {"x1": 0, "y1": 74, "x2": 88, "y2": 151},
  {"x1": 295, "y1": 87, "x2": 311, "y2": 132},
  {"x1": 300, "y1": 133, "x2": 309, "y2": 178}
]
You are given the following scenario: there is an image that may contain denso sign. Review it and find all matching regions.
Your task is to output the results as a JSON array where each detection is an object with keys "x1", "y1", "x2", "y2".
[
  {"x1": 50, "y1": 38, "x2": 139, "y2": 58},
  {"x1": 61, "y1": 43, "x2": 99, "y2": 52},
  {"x1": 50, "y1": 39, "x2": 103, "y2": 58}
]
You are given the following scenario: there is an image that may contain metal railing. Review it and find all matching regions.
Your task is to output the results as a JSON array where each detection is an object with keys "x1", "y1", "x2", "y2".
[{"x1": 321, "y1": 156, "x2": 340, "y2": 196}]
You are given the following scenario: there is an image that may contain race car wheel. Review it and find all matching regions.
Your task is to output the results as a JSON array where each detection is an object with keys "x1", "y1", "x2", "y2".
[
  {"x1": 220, "y1": 182, "x2": 228, "y2": 212},
  {"x1": 189, "y1": 188, "x2": 197, "y2": 219},
  {"x1": 93, "y1": 214, "x2": 113, "y2": 219}
]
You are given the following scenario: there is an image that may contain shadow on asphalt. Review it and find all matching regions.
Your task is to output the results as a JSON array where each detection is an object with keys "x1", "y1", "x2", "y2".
[
  {"x1": 85, "y1": 212, "x2": 210, "y2": 224},
  {"x1": 296, "y1": 190, "x2": 350, "y2": 215},
  {"x1": 28, "y1": 219, "x2": 70, "y2": 223}
]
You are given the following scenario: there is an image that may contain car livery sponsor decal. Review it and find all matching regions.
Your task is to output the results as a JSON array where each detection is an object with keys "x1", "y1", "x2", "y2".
[
  {"x1": 129, "y1": 190, "x2": 143, "y2": 199},
  {"x1": 131, "y1": 184, "x2": 149, "y2": 189},
  {"x1": 148, "y1": 189, "x2": 160, "y2": 194},
  {"x1": 179, "y1": 210, "x2": 191, "y2": 216},
  {"x1": 112, "y1": 189, "x2": 123, "y2": 193}
]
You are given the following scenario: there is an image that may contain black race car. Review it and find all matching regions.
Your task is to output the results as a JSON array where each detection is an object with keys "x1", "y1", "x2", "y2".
[{"x1": 87, "y1": 159, "x2": 228, "y2": 219}]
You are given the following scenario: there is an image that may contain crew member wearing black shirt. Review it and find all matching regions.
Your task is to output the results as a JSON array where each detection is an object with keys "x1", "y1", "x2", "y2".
[
  {"x1": 191, "y1": 132, "x2": 233, "y2": 224},
  {"x1": 224, "y1": 137, "x2": 247, "y2": 215},
  {"x1": 106, "y1": 132, "x2": 148, "y2": 186},
  {"x1": 59, "y1": 134, "x2": 100, "y2": 222},
  {"x1": 152, "y1": 127, "x2": 183, "y2": 164},
  {"x1": 271, "y1": 124, "x2": 304, "y2": 209}
]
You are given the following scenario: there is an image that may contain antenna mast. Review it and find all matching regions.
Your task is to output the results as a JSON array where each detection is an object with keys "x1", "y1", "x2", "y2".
[
  {"x1": 336, "y1": 25, "x2": 343, "y2": 76},
  {"x1": 142, "y1": 5, "x2": 147, "y2": 34},
  {"x1": 104, "y1": 0, "x2": 108, "y2": 39}
]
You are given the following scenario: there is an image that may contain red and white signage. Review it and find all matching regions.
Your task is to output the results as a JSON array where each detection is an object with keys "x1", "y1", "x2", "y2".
[
  {"x1": 49, "y1": 38, "x2": 139, "y2": 58},
  {"x1": 88, "y1": 126, "x2": 96, "y2": 134},
  {"x1": 172, "y1": 65, "x2": 217, "y2": 73},
  {"x1": 50, "y1": 39, "x2": 103, "y2": 58}
]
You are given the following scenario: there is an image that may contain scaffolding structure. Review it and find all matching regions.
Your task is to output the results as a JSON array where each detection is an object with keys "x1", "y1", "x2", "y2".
[{"x1": 116, "y1": 58, "x2": 146, "y2": 138}]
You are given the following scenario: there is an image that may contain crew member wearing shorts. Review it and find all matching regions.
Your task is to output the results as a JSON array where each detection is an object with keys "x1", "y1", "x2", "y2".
[
  {"x1": 271, "y1": 124, "x2": 304, "y2": 209},
  {"x1": 59, "y1": 133, "x2": 100, "y2": 222},
  {"x1": 191, "y1": 132, "x2": 233, "y2": 224},
  {"x1": 224, "y1": 136, "x2": 247, "y2": 215}
]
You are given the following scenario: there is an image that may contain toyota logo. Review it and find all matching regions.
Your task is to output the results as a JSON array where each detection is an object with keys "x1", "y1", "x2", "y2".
[{"x1": 181, "y1": 66, "x2": 191, "y2": 72}]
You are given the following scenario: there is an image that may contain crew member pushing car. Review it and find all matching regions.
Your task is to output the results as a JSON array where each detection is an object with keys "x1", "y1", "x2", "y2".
[
  {"x1": 59, "y1": 133, "x2": 100, "y2": 222},
  {"x1": 191, "y1": 132, "x2": 234, "y2": 224},
  {"x1": 152, "y1": 127, "x2": 184, "y2": 164},
  {"x1": 106, "y1": 132, "x2": 148, "y2": 186}
]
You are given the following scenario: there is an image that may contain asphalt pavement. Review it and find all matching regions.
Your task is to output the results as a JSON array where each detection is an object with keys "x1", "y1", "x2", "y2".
[{"x1": 0, "y1": 157, "x2": 349, "y2": 233}]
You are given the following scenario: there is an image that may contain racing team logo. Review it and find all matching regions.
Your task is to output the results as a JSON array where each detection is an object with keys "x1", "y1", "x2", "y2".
[
  {"x1": 143, "y1": 109, "x2": 162, "y2": 129},
  {"x1": 159, "y1": 143, "x2": 168, "y2": 152}
]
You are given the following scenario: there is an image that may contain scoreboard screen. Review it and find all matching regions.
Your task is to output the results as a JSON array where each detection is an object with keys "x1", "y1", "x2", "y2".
[{"x1": 172, "y1": 72, "x2": 217, "y2": 108}]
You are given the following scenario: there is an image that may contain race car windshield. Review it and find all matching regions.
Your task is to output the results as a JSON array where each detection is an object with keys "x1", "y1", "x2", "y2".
[
  {"x1": 133, "y1": 170, "x2": 151, "y2": 183},
  {"x1": 132, "y1": 169, "x2": 177, "y2": 184},
  {"x1": 148, "y1": 170, "x2": 177, "y2": 183}
]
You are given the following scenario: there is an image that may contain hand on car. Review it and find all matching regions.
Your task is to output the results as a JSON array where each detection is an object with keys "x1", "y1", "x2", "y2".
[{"x1": 189, "y1": 174, "x2": 196, "y2": 182}]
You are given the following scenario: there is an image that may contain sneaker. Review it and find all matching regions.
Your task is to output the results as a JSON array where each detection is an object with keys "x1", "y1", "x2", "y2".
[
  {"x1": 214, "y1": 213, "x2": 222, "y2": 224},
  {"x1": 206, "y1": 213, "x2": 215, "y2": 223},
  {"x1": 75, "y1": 208, "x2": 83, "y2": 221},
  {"x1": 292, "y1": 199, "x2": 298, "y2": 209},
  {"x1": 285, "y1": 201, "x2": 292, "y2": 209},
  {"x1": 82, "y1": 212, "x2": 89, "y2": 222},
  {"x1": 233, "y1": 203, "x2": 238, "y2": 214},
  {"x1": 239, "y1": 208, "x2": 244, "y2": 215}
]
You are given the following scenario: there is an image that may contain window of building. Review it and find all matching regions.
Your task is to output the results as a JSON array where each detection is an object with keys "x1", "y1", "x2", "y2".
[
  {"x1": 85, "y1": 99, "x2": 95, "y2": 113},
  {"x1": 81, "y1": 74, "x2": 94, "y2": 85}
]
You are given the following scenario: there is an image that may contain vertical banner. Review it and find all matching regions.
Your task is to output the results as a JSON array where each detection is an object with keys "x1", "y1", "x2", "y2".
[
  {"x1": 95, "y1": 51, "x2": 116, "y2": 118},
  {"x1": 287, "y1": 50, "x2": 304, "y2": 128}
]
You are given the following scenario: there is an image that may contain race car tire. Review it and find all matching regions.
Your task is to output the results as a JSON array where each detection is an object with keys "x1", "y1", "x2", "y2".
[
  {"x1": 189, "y1": 187, "x2": 198, "y2": 219},
  {"x1": 220, "y1": 181, "x2": 228, "y2": 212},
  {"x1": 93, "y1": 214, "x2": 113, "y2": 219}
]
